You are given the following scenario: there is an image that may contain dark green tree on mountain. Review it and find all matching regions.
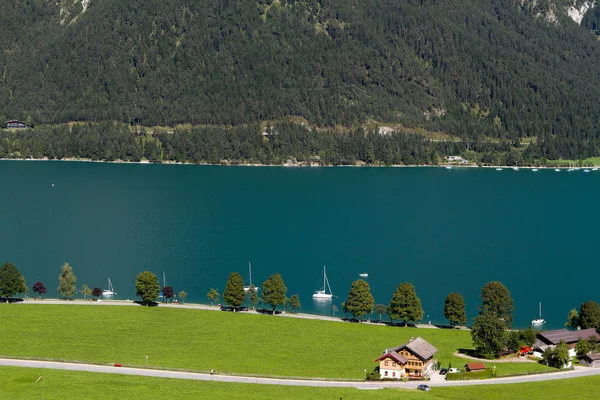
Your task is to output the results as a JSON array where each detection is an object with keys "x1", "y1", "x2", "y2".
[
  {"x1": 345, "y1": 279, "x2": 375, "y2": 321},
  {"x1": 223, "y1": 272, "x2": 245, "y2": 308},
  {"x1": 388, "y1": 282, "x2": 423, "y2": 324},
  {"x1": 262, "y1": 273, "x2": 287, "y2": 314},
  {"x1": 479, "y1": 281, "x2": 514, "y2": 328},
  {"x1": 0, "y1": 263, "x2": 24, "y2": 302},
  {"x1": 444, "y1": 292, "x2": 467, "y2": 327}
]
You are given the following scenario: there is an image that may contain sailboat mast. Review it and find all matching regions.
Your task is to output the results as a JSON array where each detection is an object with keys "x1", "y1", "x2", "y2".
[
  {"x1": 324, "y1": 266, "x2": 332, "y2": 295},
  {"x1": 249, "y1": 262, "x2": 252, "y2": 286},
  {"x1": 163, "y1": 272, "x2": 166, "y2": 287}
]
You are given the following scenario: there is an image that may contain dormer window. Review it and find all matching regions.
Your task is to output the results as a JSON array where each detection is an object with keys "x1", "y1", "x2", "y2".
[{"x1": 384, "y1": 361, "x2": 388, "y2": 366}]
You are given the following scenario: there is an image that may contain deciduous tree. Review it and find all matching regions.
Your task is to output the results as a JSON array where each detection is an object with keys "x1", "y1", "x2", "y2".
[
  {"x1": 375, "y1": 304, "x2": 387, "y2": 322},
  {"x1": 479, "y1": 281, "x2": 514, "y2": 328},
  {"x1": 57, "y1": 262, "x2": 77, "y2": 299},
  {"x1": 565, "y1": 308, "x2": 579, "y2": 331},
  {"x1": 206, "y1": 288, "x2": 220, "y2": 306},
  {"x1": 135, "y1": 271, "x2": 160, "y2": 305},
  {"x1": 223, "y1": 272, "x2": 245, "y2": 308},
  {"x1": 178, "y1": 291, "x2": 187, "y2": 304},
  {"x1": 92, "y1": 287, "x2": 102, "y2": 299},
  {"x1": 262, "y1": 273, "x2": 287, "y2": 314},
  {"x1": 0, "y1": 263, "x2": 24, "y2": 302},
  {"x1": 576, "y1": 338, "x2": 591, "y2": 357},
  {"x1": 543, "y1": 340, "x2": 570, "y2": 368},
  {"x1": 162, "y1": 286, "x2": 174, "y2": 303},
  {"x1": 579, "y1": 301, "x2": 600, "y2": 329},
  {"x1": 247, "y1": 285, "x2": 260, "y2": 310},
  {"x1": 81, "y1": 285, "x2": 92, "y2": 300},
  {"x1": 32, "y1": 281, "x2": 47, "y2": 299},
  {"x1": 289, "y1": 294, "x2": 300, "y2": 313},
  {"x1": 388, "y1": 282, "x2": 423, "y2": 324},
  {"x1": 471, "y1": 311, "x2": 506, "y2": 359},
  {"x1": 444, "y1": 292, "x2": 467, "y2": 327},
  {"x1": 345, "y1": 279, "x2": 375, "y2": 321}
]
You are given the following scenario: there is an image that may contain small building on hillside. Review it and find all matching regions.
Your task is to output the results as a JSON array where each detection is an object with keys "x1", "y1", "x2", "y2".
[
  {"x1": 375, "y1": 337, "x2": 438, "y2": 379},
  {"x1": 579, "y1": 353, "x2": 600, "y2": 368},
  {"x1": 6, "y1": 120, "x2": 28, "y2": 129},
  {"x1": 464, "y1": 362, "x2": 486, "y2": 372},
  {"x1": 532, "y1": 328, "x2": 600, "y2": 358}
]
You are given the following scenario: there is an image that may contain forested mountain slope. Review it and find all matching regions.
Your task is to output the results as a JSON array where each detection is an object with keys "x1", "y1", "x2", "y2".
[{"x1": 1, "y1": 0, "x2": 600, "y2": 155}]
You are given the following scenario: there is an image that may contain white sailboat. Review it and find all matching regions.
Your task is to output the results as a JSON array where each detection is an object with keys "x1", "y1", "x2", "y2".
[
  {"x1": 313, "y1": 266, "x2": 333, "y2": 299},
  {"x1": 359, "y1": 272, "x2": 368, "y2": 278},
  {"x1": 102, "y1": 278, "x2": 116, "y2": 297},
  {"x1": 244, "y1": 262, "x2": 259, "y2": 292},
  {"x1": 531, "y1": 302, "x2": 545, "y2": 326}
]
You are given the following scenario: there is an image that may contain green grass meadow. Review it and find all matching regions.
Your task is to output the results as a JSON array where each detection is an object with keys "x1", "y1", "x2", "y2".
[
  {"x1": 0, "y1": 304, "x2": 551, "y2": 379},
  {"x1": 2, "y1": 366, "x2": 600, "y2": 400}
]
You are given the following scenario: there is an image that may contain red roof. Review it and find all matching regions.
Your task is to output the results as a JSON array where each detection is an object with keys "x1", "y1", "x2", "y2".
[
  {"x1": 374, "y1": 351, "x2": 408, "y2": 365},
  {"x1": 465, "y1": 362, "x2": 486, "y2": 371}
]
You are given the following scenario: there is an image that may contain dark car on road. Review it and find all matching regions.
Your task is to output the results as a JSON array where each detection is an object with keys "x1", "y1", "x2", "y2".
[{"x1": 417, "y1": 384, "x2": 431, "y2": 391}]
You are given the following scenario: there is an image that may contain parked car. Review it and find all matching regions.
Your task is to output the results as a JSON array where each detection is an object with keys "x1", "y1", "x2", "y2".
[
  {"x1": 439, "y1": 368, "x2": 448, "y2": 375},
  {"x1": 448, "y1": 368, "x2": 461, "y2": 373},
  {"x1": 417, "y1": 384, "x2": 431, "y2": 391}
]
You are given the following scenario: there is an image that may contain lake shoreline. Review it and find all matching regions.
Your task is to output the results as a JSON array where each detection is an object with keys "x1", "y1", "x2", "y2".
[{"x1": 0, "y1": 157, "x2": 586, "y2": 170}]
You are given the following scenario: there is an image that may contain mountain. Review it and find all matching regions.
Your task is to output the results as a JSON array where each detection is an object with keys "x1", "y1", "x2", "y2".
[{"x1": 1, "y1": 0, "x2": 600, "y2": 158}]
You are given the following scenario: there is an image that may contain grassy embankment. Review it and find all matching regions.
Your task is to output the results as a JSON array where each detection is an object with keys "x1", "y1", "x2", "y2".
[
  {"x1": 0, "y1": 304, "x2": 552, "y2": 379},
  {"x1": 2, "y1": 366, "x2": 600, "y2": 400}
]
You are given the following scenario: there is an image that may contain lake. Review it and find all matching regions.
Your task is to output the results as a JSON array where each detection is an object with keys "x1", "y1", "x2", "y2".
[{"x1": 0, "y1": 160, "x2": 597, "y2": 329}]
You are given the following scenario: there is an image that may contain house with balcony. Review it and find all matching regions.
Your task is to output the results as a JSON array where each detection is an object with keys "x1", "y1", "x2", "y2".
[{"x1": 374, "y1": 337, "x2": 438, "y2": 379}]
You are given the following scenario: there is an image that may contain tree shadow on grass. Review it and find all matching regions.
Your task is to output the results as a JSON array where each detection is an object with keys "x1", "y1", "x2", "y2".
[{"x1": 457, "y1": 348, "x2": 480, "y2": 357}]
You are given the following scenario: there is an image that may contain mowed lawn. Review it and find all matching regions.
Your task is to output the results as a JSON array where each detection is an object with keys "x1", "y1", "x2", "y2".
[
  {"x1": 0, "y1": 304, "x2": 552, "y2": 378},
  {"x1": 2, "y1": 367, "x2": 600, "y2": 400}
]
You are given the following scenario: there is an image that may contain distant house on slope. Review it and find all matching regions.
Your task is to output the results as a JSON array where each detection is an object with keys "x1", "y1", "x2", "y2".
[
  {"x1": 6, "y1": 120, "x2": 28, "y2": 129},
  {"x1": 532, "y1": 328, "x2": 600, "y2": 358},
  {"x1": 374, "y1": 337, "x2": 438, "y2": 379}
]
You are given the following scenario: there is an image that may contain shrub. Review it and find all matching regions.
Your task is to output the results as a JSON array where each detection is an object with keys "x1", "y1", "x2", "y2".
[{"x1": 446, "y1": 369, "x2": 493, "y2": 380}]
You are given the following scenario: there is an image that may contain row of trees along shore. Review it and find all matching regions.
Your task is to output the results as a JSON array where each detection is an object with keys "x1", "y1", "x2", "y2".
[
  {"x1": 0, "y1": 264, "x2": 188, "y2": 304},
  {"x1": 2, "y1": 121, "x2": 598, "y2": 166}
]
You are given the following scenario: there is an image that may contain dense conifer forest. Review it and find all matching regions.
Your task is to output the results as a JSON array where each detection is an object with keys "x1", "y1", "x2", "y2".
[{"x1": 1, "y1": 0, "x2": 600, "y2": 163}]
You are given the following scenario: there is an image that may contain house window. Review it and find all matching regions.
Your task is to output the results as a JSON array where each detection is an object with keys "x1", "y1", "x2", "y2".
[
  {"x1": 392, "y1": 372, "x2": 396, "y2": 377},
  {"x1": 392, "y1": 362, "x2": 396, "y2": 367},
  {"x1": 384, "y1": 371, "x2": 388, "y2": 376},
  {"x1": 384, "y1": 361, "x2": 388, "y2": 366}
]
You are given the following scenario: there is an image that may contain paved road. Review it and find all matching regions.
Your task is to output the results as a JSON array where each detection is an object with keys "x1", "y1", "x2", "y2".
[{"x1": 1, "y1": 358, "x2": 600, "y2": 389}]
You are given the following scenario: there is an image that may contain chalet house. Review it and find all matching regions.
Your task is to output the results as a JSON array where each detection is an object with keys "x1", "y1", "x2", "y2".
[
  {"x1": 375, "y1": 337, "x2": 438, "y2": 379},
  {"x1": 6, "y1": 120, "x2": 28, "y2": 129},
  {"x1": 464, "y1": 362, "x2": 486, "y2": 372},
  {"x1": 532, "y1": 328, "x2": 600, "y2": 358},
  {"x1": 579, "y1": 353, "x2": 600, "y2": 368}
]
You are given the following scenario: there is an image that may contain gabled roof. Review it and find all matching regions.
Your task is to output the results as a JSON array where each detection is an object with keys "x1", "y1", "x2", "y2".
[
  {"x1": 374, "y1": 351, "x2": 408, "y2": 365},
  {"x1": 465, "y1": 362, "x2": 486, "y2": 371},
  {"x1": 389, "y1": 337, "x2": 438, "y2": 361},
  {"x1": 537, "y1": 328, "x2": 600, "y2": 345},
  {"x1": 581, "y1": 353, "x2": 600, "y2": 362}
]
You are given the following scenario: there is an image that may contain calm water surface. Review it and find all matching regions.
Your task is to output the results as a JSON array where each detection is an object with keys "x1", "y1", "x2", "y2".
[{"x1": 1, "y1": 161, "x2": 597, "y2": 328}]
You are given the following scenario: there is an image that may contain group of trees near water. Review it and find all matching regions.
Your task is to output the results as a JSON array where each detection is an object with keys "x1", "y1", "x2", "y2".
[
  {"x1": 215, "y1": 271, "x2": 299, "y2": 314},
  {"x1": 0, "y1": 261, "x2": 79, "y2": 301},
  {"x1": 2, "y1": 1, "x2": 600, "y2": 160},
  {"x1": 1, "y1": 121, "x2": 562, "y2": 166},
  {"x1": 135, "y1": 271, "x2": 187, "y2": 305}
]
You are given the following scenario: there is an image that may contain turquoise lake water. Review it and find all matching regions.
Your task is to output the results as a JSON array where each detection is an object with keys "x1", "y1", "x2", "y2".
[{"x1": 0, "y1": 161, "x2": 597, "y2": 328}]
